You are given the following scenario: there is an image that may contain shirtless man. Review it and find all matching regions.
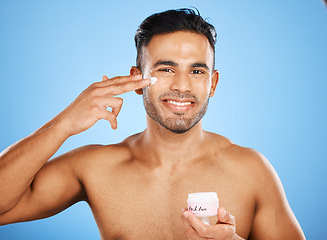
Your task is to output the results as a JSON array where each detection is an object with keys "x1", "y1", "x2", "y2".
[{"x1": 0, "y1": 9, "x2": 305, "y2": 240}]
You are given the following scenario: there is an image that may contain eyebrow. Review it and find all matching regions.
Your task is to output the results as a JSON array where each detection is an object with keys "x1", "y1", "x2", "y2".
[
  {"x1": 190, "y1": 63, "x2": 209, "y2": 71},
  {"x1": 153, "y1": 60, "x2": 178, "y2": 68},
  {"x1": 153, "y1": 60, "x2": 209, "y2": 71}
]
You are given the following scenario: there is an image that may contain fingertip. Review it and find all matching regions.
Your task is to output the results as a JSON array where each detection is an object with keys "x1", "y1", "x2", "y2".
[
  {"x1": 142, "y1": 78, "x2": 151, "y2": 85},
  {"x1": 183, "y1": 211, "x2": 189, "y2": 219},
  {"x1": 109, "y1": 119, "x2": 117, "y2": 130},
  {"x1": 218, "y1": 207, "x2": 227, "y2": 218},
  {"x1": 133, "y1": 74, "x2": 142, "y2": 80},
  {"x1": 102, "y1": 75, "x2": 108, "y2": 81}
]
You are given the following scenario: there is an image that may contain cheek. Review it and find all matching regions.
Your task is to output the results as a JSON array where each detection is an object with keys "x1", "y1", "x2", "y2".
[
  {"x1": 144, "y1": 85, "x2": 160, "y2": 101},
  {"x1": 151, "y1": 73, "x2": 174, "y2": 87},
  {"x1": 150, "y1": 76, "x2": 158, "y2": 85},
  {"x1": 193, "y1": 80, "x2": 212, "y2": 96},
  {"x1": 147, "y1": 75, "x2": 171, "y2": 92}
]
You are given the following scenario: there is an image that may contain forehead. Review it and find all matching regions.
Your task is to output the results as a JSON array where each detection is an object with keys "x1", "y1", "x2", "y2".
[{"x1": 144, "y1": 31, "x2": 214, "y2": 69}]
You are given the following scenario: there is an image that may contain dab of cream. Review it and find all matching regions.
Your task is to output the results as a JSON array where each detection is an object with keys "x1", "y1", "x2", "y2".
[{"x1": 150, "y1": 76, "x2": 158, "y2": 85}]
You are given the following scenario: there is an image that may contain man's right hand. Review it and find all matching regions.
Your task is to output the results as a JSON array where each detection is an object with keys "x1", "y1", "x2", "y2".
[
  {"x1": 0, "y1": 73, "x2": 149, "y2": 219},
  {"x1": 56, "y1": 74, "x2": 150, "y2": 137}
]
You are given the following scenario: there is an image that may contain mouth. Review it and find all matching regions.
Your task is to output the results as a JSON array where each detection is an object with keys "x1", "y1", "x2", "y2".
[{"x1": 162, "y1": 99, "x2": 195, "y2": 112}]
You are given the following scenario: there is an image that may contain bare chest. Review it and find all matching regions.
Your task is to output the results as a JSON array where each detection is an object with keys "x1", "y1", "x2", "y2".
[{"x1": 83, "y1": 163, "x2": 255, "y2": 240}]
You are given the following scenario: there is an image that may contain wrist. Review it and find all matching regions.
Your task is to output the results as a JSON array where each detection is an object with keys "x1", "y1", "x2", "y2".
[{"x1": 41, "y1": 116, "x2": 72, "y2": 141}]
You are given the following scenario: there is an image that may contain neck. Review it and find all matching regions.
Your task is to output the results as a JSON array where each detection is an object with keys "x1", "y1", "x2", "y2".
[{"x1": 137, "y1": 116, "x2": 207, "y2": 168}]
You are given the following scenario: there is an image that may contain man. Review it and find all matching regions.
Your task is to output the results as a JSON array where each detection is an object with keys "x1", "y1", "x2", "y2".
[{"x1": 0, "y1": 9, "x2": 305, "y2": 240}]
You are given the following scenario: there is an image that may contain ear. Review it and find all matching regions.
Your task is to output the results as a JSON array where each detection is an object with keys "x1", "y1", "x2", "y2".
[
  {"x1": 209, "y1": 70, "x2": 219, "y2": 97},
  {"x1": 130, "y1": 66, "x2": 143, "y2": 95}
]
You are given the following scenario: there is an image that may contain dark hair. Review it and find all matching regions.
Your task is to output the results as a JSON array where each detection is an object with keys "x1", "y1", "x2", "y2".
[{"x1": 135, "y1": 8, "x2": 217, "y2": 71}]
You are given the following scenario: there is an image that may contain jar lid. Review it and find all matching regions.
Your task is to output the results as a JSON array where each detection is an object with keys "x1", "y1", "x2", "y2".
[{"x1": 187, "y1": 192, "x2": 218, "y2": 202}]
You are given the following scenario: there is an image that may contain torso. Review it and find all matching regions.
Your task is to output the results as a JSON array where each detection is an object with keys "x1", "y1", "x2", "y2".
[{"x1": 78, "y1": 132, "x2": 259, "y2": 239}]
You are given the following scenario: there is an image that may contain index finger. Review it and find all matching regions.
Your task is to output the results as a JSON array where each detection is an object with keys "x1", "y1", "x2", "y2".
[
  {"x1": 101, "y1": 74, "x2": 143, "y2": 85},
  {"x1": 182, "y1": 211, "x2": 209, "y2": 236},
  {"x1": 183, "y1": 211, "x2": 229, "y2": 239},
  {"x1": 106, "y1": 78, "x2": 151, "y2": 96}
]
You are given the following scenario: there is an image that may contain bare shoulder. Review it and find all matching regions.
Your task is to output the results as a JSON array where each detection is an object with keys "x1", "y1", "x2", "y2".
[
  {"x1": 206, "y1": 132, "x2": 305, "y2": 239},
  {"x1": 206, "y1": 132, "x2": 279, "y2": 190},
  {"x1": 49, "y1": 134, "x2": 140, "y2": 180}
]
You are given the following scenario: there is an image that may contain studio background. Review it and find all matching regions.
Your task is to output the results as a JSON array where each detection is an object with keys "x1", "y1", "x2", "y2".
[{"x1": 0, "y1": 0, "x2": 326, "y2": 239}]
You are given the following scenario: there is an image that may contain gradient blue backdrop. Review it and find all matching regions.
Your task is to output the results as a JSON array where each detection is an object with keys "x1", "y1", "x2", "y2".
[{"x1": 1, "y1": 0, "x2": 326, "y2": 239}]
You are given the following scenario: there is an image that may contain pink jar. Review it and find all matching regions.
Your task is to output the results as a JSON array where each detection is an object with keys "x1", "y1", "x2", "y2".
[{"x1": 187, "y1": 192, "x2": 219, "y2": 225}]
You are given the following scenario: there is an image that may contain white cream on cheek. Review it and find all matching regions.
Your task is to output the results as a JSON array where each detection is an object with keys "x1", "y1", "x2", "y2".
[
  {"x1": 142, "y1": 64, "x2": 157, "y2": 86},
  {"x1": 150, "y1": 76, "x2": 158, "y2": 85}
]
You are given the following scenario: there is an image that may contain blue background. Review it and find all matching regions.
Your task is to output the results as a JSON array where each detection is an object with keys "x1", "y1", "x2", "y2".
[{"x1": 0, "y1": 0, "x2": 326, "y2": 239}]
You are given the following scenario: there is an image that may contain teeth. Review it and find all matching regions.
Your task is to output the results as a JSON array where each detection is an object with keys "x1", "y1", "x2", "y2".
[{"x1": 167, "y1": 100, "x2": 192, "y2": 106}]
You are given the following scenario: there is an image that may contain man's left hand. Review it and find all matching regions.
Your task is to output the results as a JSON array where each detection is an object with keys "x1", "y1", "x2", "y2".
[{"x1": 181, "y1": 207, "x2": 244, "y2": 240}]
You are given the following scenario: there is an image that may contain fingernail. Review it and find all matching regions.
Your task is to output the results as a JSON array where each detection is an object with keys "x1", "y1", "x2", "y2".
[
  {"x1": 142, "y1": 79, "x2": 150, "y2": 84},
  {"x1": 223, "y1": 209, "x2": 227, "y2": 218},
  {"x1": 134, "y1": 75, "x2": 142, "y2": 79},
  {"x1": 183, "y1": 211, "x2": 189, "y2": 218}
]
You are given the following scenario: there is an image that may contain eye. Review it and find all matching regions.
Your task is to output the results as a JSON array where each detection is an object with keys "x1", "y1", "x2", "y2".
[
  {"x1": 192, "y1": 69, "x2": 204, "y2": 74},
  {"x1": 159, "y1": 68, "x2": 173, "y2": 72}
]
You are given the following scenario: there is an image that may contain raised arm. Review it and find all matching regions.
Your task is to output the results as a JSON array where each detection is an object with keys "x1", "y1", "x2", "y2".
[
  {"x1": 0, "y1": 145, "x2": 89, "y2": 225},
  {"x1": 0, "y1": 74, "x2": 150, "y2": 224}
]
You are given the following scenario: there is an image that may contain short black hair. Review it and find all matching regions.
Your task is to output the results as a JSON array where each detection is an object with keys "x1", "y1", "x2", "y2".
[{"x1": 135, "y1": 8, "x2": 217, "y2": 71}]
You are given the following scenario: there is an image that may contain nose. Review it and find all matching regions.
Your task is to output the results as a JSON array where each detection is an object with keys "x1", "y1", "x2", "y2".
[{"x1": 170, "y1": 72, "x2": 192, "y2": 93}]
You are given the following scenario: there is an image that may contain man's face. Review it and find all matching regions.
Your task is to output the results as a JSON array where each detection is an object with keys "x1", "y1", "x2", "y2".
[{"x1": 141, "y1": 31, "x2": 218, "y2": 134}]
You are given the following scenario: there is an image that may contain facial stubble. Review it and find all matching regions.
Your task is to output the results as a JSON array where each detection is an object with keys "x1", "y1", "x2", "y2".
[{"x1": 143, "y1": 87, "x2": 209, "y2": 134}]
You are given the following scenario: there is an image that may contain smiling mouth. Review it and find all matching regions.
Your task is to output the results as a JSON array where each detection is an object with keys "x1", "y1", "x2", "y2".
[
  {"x1": 162, "y1": 99, "x2": 195, "y2": 112},
  {"x1": 166, "y1": 100, "x2": 193, "y2": 106}
]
